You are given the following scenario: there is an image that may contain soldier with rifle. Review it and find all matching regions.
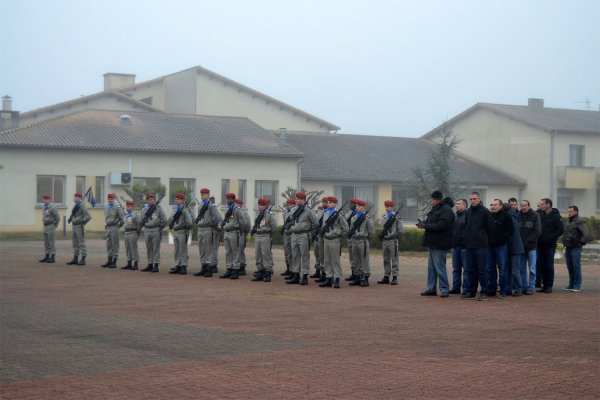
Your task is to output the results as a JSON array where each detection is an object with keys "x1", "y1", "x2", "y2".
[
  {"x1": 347, "y1": 199, "x2": 375, "y2": 287},
  {"x1": 168, "y1": 193, "x2": 193, "y2": 275},
  {"x1": 250, "y1": 197, "x2": 277, "y2": 282},
  {"x1": 220, "y1": 193, "x2": 244, "y2": 280},
  {"x1": 235, "y1": 198, "x2": 251, "y2": 276},
  {"x1": 121, "y1": 200, "x2": 141, "y2": 270},
  {"x1": 378, "y1": 200, "x2": 404, "y2": 285},
  {"x1": 311, "y1": 197, "x2": 329, "y2": 282},
  {"x1": 285, "y1": 192, "x2": 318, "y2": 285},
  {"x1": 140, "y1": 192, "x2": 166, "y2": 273},
  {"x1": 319, "y1": 197, "x2": 349, "y2": 289},
  {"x1": 193, "y1": 188, "x2": 222, "y2": 277},
  {"x1": 66, "y1": 191, "x2": 92, "y2": 266},
  {"x1": 344, "y1": 198, "x2": 358, "y2": 281},
  {"x1": 39, "y1": 194, "x2": 60, "y2": 264},
  {"x1": 281, "y1": 198, "x2": 296, "y2": 277},
  {"x1": 101, "y1": 193, "x2": 125, "y2": 269}
]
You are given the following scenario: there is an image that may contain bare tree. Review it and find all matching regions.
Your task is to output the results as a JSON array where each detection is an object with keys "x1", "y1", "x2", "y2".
[{"x1": 281, "y1": 186, "x2": 324, "y2": 209}]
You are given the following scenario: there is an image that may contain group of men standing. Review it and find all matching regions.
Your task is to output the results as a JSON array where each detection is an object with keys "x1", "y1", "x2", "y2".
[{"x1": 418, "y1": 190, "x2": 592, "y2": 300}]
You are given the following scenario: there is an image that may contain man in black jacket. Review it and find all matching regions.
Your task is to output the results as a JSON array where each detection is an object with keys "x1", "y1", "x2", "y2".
[
  {"x1": 462, "y1": 191, "x2": 494, "y2": 301},
  {"x1": 518, "y1": 200, "x2": 541, "y2": 295},
  {"x1": 536, "y1": 198, "x2": 564, "y2": 293},
  {"x1": 450, "y1": 199, "x2": 468, "y2": 294},
  {"x1": 562, "y1": 205, "x2": 590, "y2": 292},
  {"x1": 417, "y1": 190, "x2": 454, "y2": 297},
  {"x1": 486, "y1": 199, "x2": 513, "y2": 298}
]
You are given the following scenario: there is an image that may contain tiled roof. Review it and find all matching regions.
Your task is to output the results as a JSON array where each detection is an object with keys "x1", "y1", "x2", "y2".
[
  {"x1": 0, "y1": 110, "x2": 304, "y2": 158},
  {"x1": 285, "y1": 131, "x2": 524, "y2": 185}
]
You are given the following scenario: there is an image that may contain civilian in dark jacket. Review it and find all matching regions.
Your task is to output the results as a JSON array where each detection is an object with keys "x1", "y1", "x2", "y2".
[
  {"x1": 536, "y1": 198, "x2": 564, "y2": 293},
  {"x1": 450, "y1": 199, "x2": 468, "y2": 294},
  {"x1": 486, "y1": 199, "x2": 513, "y2": 297},
  {"x1": 417, "y1": 190, "x2": 455, "y2": 297},
  {"x1": 518, "y1": 200, "x2": 541, "y2": 294},
  {"x1": 562, "y1": 206, "x2": 591, "y2": 292},
  {"x1": 462, "y1": 191, "x2": 494, "y2": 301},
  {"x1": 505, "y1": 204, "x2": 525, "y2": 296}
]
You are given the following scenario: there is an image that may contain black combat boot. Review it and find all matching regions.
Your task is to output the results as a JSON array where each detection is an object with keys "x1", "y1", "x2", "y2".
[
  {"x1": 251, "y1": 270, "x2": 265, "y2": 281},
  {"x1": 108, "y1": 257, "x2": 117, "y2": 268},
  {"x1": 220, "y1": 268, "x2": 232, "y2": 279},
  {"x1": 230, "y1": 269, "x2": 239, "y2": 280},
  {"x1": 360, "y1": 276, "x2": 370, "y2": 287},
  {"x1": 281, "y1": 262, "x2": 291, "y2": 276},
  {"x1": 263, "y1": 271, "x2": 272, "y2": 282},
  {"x1": 345, "y1": 274, "x2": 356, "y2": 282},
  {"x1": 66, "y1": 256, "x2": 79, "y2": 265},
  {"x1": 194, "y1": 264, "x2": 207, "y2": 276},
  {"x1": 310, "y1": 268, "x2": 321, "y2": 279},
  {"x1": 286, "y1": 273, "x2": 300, "y2": 284},
  {"x1": 39, "y1": 254, "x2": 49, "y2": 262},
  {"x1": 390, "y1": 276, "x2": 398, "y2": 285},
  {"x1": 122, "y1": 260, "x2": 133, "y2": 270},
  {"x1": 78, "y1": 256, "x2": 86, "y2": 266},
  {"x1": 316, "y1": 273, "x2": 327, "y2": 283},
  {"x1": 179, "y1": 266, "x2": 187, "y2": 275},
  {"x1": 349, "y1": 275, "x2": 363, "y2": 286},
  {"x1": 253, "y1": 269, "x2": 261, "y2": 278},
  {"x1": 101, "y1": 257, "x2": 112, "y2": 268},
  {"x1": 169, "y1": 265, "x2": 182, "y2": 274},
  {"x1": 204, "y1": 265, "x2": 214, "y2": 277},
  {"x1": 150, "y1": 263, "x2": 159, "y2": 273},
  {"x1": 239, "y1": 264, "x2": 246, "y2": 276},
  {"x1": 299, "y1": 274, "x2": 309, "y2": 286},
  {"x1": 141, "y1": 263, "x2": 153, "y2": 272},
  {"x1": 333, "y1": 278, "x2": 341, "y2": 289},
  {"x1": 46, "y1": 254, "x2": 55, "y2": 263},
  {"x1": 211, "y1": 265, "x2": 218, "y2": 273},
  {"x1": 131, "y1": 261, "x2": 139, "y2": 270},
  {"x1": 319, "y1": 277, "x2": 332, "y2": 287},
  {"x1": 377, "y1": 276, "x2": 390, "y2": 285}
]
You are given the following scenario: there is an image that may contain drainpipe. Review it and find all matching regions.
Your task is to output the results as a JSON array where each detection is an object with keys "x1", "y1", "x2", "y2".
[
  {"x1": 550, "y1": 129, "x2": 557, "y2": 199},
  {"x1": 297, "y1": 159, "x2": 302, "y2": 191}
]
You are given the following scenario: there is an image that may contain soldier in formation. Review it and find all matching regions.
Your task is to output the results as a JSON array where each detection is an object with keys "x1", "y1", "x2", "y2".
[
  {"x1": 39, "y1": 194, "x2": 60, "y2": 264},
  {"x1": 66, "y1": 192, "x2": 92, "y2": 266},
  {"x1": 168, "y1": 193, "x2": 193, "y2": 275},
  {"x1": 101, "y1": 193, "x2": 124, "y2": 269},
  {"x1": 319, "y1": 196, "x2": 349, "y2": 288},
  {"x1": 348, "y1": 199, "x2": 375, "y2": 287},
  {"x1": 140, "y1": 192, "x2": 166, "y2": 273},
  {"x1": 378, "y1": 200, "x2": 404, "y2": 285},
  {"x1": 250, "y1": 197, "x2": 277, "y2": 282},
  {"x1": 194, "y1": 188, "x2": 222, "y2": 277},
  {"x1": 220, "y1": 193, "x2": 244, "y2": 279},
  {"x1": 121, "y1": 200, "x2": 141, "y2": 270}
]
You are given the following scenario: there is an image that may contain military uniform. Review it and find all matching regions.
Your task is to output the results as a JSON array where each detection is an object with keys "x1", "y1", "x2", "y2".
[
  {"x1": 66, "y1": 195, "x2": 92, "y2": 265},
  {"x1": 344, "y1": 203, "x2": 358, "y2": 280},
  {"x1": 348, "y1": 200, "x2": 375, "y2": 286},
  {"x1": 281, "y1": 200, "x2": 296, "y2": 276},
  {"x1": 122, "y1": 201, "x2": 141, "y2": 270},
  {"x1": 379, "y1": 203, "x2": 404, "y2": 285},
  {"x1": 236, "y1": 200, "x2": 251, "y2": 275},
  {"x1": 251, "y1": 198, "x2": 277, "y2": 282},
  {"x1": 320, "y1": 198, "x2": 349, "y2": 288},
  {"x1": 140, "y1": 195, "x2": 167, "y2": 272},
  {"x1": 168, "y1": 196, "x2": 193, "y2": 275},
  {"x1": 101, "y1": 194, "x2": 124, "y2": 268},
  {"x1": 311, "y1": 202, "x2": 327, "y2": 280},
  {"x1": 287, "y1": 193, "x2": 318, "y2": 285},
  {"x1": 195, "y1": 190, "x2": 222, "y2": 277},
  {"x1": 221, "y1": 194, "x2": 244, "y2": 279},
  {"x1": 40, "y1": 196, "x2": 60, "y2": 263}
]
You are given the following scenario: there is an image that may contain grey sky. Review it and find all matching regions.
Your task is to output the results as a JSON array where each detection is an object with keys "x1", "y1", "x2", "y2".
[{"x1": 2, "y1": 0, "x2": 599, "y2": 137}]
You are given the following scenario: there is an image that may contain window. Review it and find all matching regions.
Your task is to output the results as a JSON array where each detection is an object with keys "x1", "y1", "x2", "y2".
[
  {"x1": 569, "y1": 145, "x2": 584, "y2": 167},
  {"x1": 169, "y1": 178, "x2": 195, "y2": 204},
  {"x1": 255, "y1": 180, "x2": 278, "y2": 206},
  {"x1": 133, "y1": 177, "x2": 161, "y2": 187},
  {"x1": 391, "y1": 187, "x2": 419, "y2": 221},
  {"x1": 76, "y1": 176, "x2": 86, "y2": 196},
  {"x1": 36, "y1": 175, "x2": 65, "y2": 204},
  {"x1": 95, "y1": 176, "x2": 105, "y2": 206},
  {"x1": 139, "y1": 97, "x2": 153, "y2": 105},
  {"x1": 334, "y1": 185, "x2": 377, "y2": 215},
  {"x1": 221, "y1": 179, "x2": 230, "y2": 204},
  {"x1": 557, "y1": 189, "x2": 572, "y2": 212},
  {"x1": 238, "y1": 179, "x2": 247, "y2": 202}
]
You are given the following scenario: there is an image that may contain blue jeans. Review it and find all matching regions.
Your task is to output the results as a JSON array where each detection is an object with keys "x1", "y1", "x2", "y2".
[
  {"x1": 465, "y1": 248, "x2": 488, "y2": 295},
  {"x1": 427, "y1": 249, "x2": 449, "y2": 294},
  {"x1": 521, "y1": 250, "x2": 537, "y2": 291},
  {"x1": 486, "y1": 244, "x2": 508, "y2": 295},
  {"x1": 537, "y1": 246, "x2": 556, "y2": 289},
  {"x1": 509, "y1": 254, "x2": 523, "y2": 294},
  {"x1": 451, "y1": 247, "x2": 468, "y2": 291},
  {"x1": 565, "y1": 247, "x2": 582, "y2": 289}
]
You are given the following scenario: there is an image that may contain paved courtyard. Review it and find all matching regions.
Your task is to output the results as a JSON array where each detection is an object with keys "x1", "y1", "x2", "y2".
[{"x1": 1, "y1": 238, "x2": 599, "y2": 399}]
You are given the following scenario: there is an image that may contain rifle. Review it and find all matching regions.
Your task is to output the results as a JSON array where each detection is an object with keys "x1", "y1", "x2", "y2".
[
  {"x1": 250, "y1": 205, "x2": 273, "y2": 236},
  {"x1": 347, "y1": 203, "x2": 374, "y2": 239},
  {"x1": 141, "y1": 195, "x2": 165, "y2": 226},
  {"x1": 221, "y1": 204, "x2": 235, "y2": 228},
  {"x1": 314, "y1": 200, "x2": 349, "y2": 241},
  {"x1": 68, "y1": 186, "x2": 92, "y2": 224},
  {"x1": 281, "y1": 204, "x2": 305, "y2": 234},
  {"x1": 194, "y1": 197, "x2": 210, "y2": 225},
  {"x1": 112, "y1": 196, "x2": 125, "y2": 228},
  {"x1": 378, "y1": 205, "x2": 404, "y2": 241}
]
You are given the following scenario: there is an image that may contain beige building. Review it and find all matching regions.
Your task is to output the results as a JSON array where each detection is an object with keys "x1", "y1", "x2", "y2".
[{"x1": 422, "y1": 99, "x2": 600, "y2": 217}]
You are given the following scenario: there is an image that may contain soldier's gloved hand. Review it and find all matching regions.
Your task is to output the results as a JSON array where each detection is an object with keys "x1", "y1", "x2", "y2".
[{"x1": 416, "y1": 221, "x2": 426, "y2": 229}]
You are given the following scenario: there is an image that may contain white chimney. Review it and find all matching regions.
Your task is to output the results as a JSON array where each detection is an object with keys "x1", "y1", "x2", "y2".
[
  {"x1": 103, "y1": 73, "x2": 136, "y2": 91},
  {"x1": 2, "y1": 95, "x2": 12, "y2": 112},
  {"x1": 528, "y1": 98, "x2": 544, "y2": 112}
]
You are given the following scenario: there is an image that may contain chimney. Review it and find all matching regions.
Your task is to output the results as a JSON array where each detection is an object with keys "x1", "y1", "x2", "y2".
[
  {"x1": 528, "y1": 98, "x2": 544, "y2": 112},
  {"x1": 2, "y1": 95, "x2": 12, "y2": 112},
  {"x1": 1, "y1": 95, "x2": 19, "y2": 132},
  {"x1": 279, "y1": 128, "x2": 288, "y2": 147},
  {"x1": 103, "y1": 73, "x2": 136, "y2": 91}
]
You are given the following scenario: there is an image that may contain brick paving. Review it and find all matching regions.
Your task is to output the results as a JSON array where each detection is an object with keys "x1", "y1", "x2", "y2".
[{"x1": 0, "y1": 239, "x2": 599, "y2": 399}]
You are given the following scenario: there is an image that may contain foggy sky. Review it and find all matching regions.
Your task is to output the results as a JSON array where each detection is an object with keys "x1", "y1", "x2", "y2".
[{"x1": 2, "y1": 0, "x2": 599, "y2": 138}]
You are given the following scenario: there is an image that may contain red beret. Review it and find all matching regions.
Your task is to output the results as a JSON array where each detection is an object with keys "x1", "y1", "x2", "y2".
[
  {"x1": 321, "y1": 197, "x2": 329, "y2": 203},
  {"x1": 328, "y1": 196, "x2": 338, "y2": 203},
  {"x1": 384, "y1": 200, "x2": 394, "y2": 207},
  {"x1": 295, "y1": 192, "x2": 306, "y2": 200},
  {"x1": 200, "y1": 188, "x2": 210, "y2": 194},
  {"x1": 74, "y1": 193, "x2": 82, "y2": 198},
  {"x1": 125, "y1": 200, "x2": 135, "y2": 206},
  {"x1": 175, "y1": 193, "x2": 185, "y2": 200},
  {"x1": 107, "y1": 193, "x2": 116, "y2": 199},
  {"x1": 235, "y1": 198, "x2": 244, "y2": 205},
  {"x1": 349, "y1": 197, "x2": 357, "y2": 204},
  {"x1": 42, "y1": 194, "x2": 51, "y2": 200},
  {"x1": 146, "y1": 192, "x2": 155, "y2": 199},
  {"x1": 258, "y1": 197, "x2": 270, "y2": 206},
  {"x1": 287, "y1": 199, "x2": 297, "y2": 205},
  {"x1": 225, "y1": 193, "x2": 236, "y2": 199},
  {"x1": 355, "y1": 199, "x2": 366, "y2": 206}
]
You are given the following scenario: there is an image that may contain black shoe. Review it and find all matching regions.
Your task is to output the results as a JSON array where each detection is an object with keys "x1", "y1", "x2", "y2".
[
  {"x1": 194, "y1": 264, "x2": 207, "y2": 276},
  {"x1": 512, "y1": 291, "x2": 522, "y2": 297},
  {"x1": 349, "y1": 276, "x2": 363, "y2": 286},
  {"x1": 179, "y1": 266, "x2": 187, "y2": 275},
  {"x1": 150, "y1": 263, "x2": 159, "y2": 273},
  {"x1": 122, "y1": 260, "x2": 133, "y2": 270},
  {"x1": 211, "y1": 265, "x2": 218, "y2": 273},
  {"x1": 390, "y1": 276, "x2": 398, "y2": 285},
  {"x1": 220, "y1": 268, "x2": 232, "y2": 279},
  {"x1": 39, "y1": 254, "x2": 49, "y2": 262},
  {"x1": 461, "y1": 293, "x2": 477, "y2": 300},
  {"x1": 310, "y1": 269, "x2": 322, "y2": 279},
  {"x1": 66, "y1": 256, "x2": 79, "y2": 265},
  {"x1": 535, "y1": 287, "x2": 546, "y2": 293},
  {"x1": 449, "y1": 289, "x2": 461, "y2": 294},
  {"x1": 478, "y1": 294, "x2": 488, "y2": 301},
  {"x1": 252, "y1": 270, "x2": 265, "y2": 281},
  {"x1": 204, "y1": 265, "x2": 214, "y2": 277},
  {"x1": 299, "y1": 274, "x2": 309, "y2": 286},
  {"x1": 108, "y1": 257, "x2": 117, "y2": 268},
  {"x1": 316, "y1": 274, "x2": 327, "y2": 283},
  {"x1": 263, "y1": 272, "x2": 272, "y2": 282},
  {"x1": 345, "y1": 274, "x2": 356, "y2": 282},
  {"x1": 281, "y1": 269, "x2": 291, "y2": 276},
  {"x1": 46, "y1": 254, "x2": 55, "y2": 263},
  {"x1": 333, "y1": 278, "x2": 341, "y2": 289},
  {"x1": 360, "y1": 276, "x2": 370, "y2": 287},
  {"x1": 286, "y1": 273, "x2": 300, "y2": 284},
  {"x1": 285, "y1": 272, "x2": 297, "y2": 281},
  {"x1": 420, "y1": 290, "x2": 436, "y2": 296},
  {"x1": 377, "y1": 276, "x2": 390, "y2": 284},
  {"x1": 101, "y1": 257, "x2": 111, "y2": 268},
  {"x1": 542, "y1": 287, "x2": 552, "y2": 293},
  {"x1": 141, "y1": 263, "x2": 153, "y2": 272},
  {"x1": 131, "y1": 262, "x2": 138, "y2": 270},
  {"x1": 238, "y1": 265, "x2": 246, "y2": 276},
  {"x1": 440, "y1": 292, "x2": 449, "y2": 298},
  {"x1": 169, "y1": 265, "x2": 182, "y2": 274},
  {"x1": 319, "y1": 277, "x2": 333, "y2": 287},
  {"x1": 230, "y1": 270, "x2": 240, "y2": 280},
  {"x1": 77, "y1": 256, "x2": 86, "y2": 266}
]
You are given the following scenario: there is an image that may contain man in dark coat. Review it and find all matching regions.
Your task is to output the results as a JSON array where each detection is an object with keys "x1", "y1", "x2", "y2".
[{"x1": 536, "y1": 198, "x2": 564, "y2": 293}]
